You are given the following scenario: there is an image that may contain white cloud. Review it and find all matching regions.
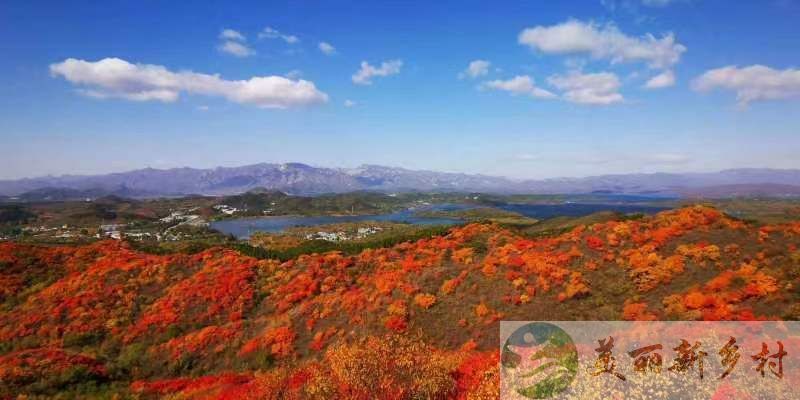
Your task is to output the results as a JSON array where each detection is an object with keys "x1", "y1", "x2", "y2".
[
  {"x1": 480, "y1": 75, "x2": 556, "y2": 99},
  {"x1": 78, "y1": 87, "x2": 178, "y2": 102},
  {"x1": 197, "y1": 105, "x2": 210, "y2": 111},
  {"x1": 352, "y1": 60, "x2": 402, "y2": 85},
  {"x1": 692, "y1": 65, "x2": 800, "y2": 105},
  {"x1": 344, "y1": 99, "x2": 356, "y2": 107},
  {"x1": 218, "y1": 41, "x2": 255, "y2": 57},
  {"x1": 259, "y1": 27, "x2": 299, "y2": 44},
  {"x1": 518, "y1": 19, "x2": 686, "y2": 69},
  {"x1": 318, "y1": 42, "x2": 336, "y2": 55},
  {"x1": 548, "y1": 71, "x2": 624, "y2": 105},
  {"x1": 50, "y1": 57, "x2": 328, "y2": 109},
  {"x1": 643, "y1": 70, "x2": 675, "y2": 89},
  {"x1": 459, "y1": 60, "x2": 491, "y2": 79},
  {"x1": 216, "y1": 29, "x2": 254, "y2": 57},
  {"x1": 219, "y1": 29, "x2": 246, "y2": 41}
]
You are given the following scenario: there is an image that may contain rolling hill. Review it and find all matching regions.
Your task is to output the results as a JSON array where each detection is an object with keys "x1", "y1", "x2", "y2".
[{"x1": 1, "y1": 205, "x2": 798, "y2": 398}]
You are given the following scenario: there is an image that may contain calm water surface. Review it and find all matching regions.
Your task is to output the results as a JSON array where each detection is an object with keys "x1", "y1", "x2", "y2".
[
  {"x1": 210, "y1": 204, "x2": 464, "y2": 239},
  {"x1": 211, "y1": 202, "x2": 670, "y2": 239},
  {"x1": 497, "y1": 203, "x2": 669, "y2": 220}
]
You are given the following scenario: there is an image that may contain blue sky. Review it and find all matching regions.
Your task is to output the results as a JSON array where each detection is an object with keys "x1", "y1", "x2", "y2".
[{"x1": 1, "y1": 0, "x2": 799, "y2": 180}]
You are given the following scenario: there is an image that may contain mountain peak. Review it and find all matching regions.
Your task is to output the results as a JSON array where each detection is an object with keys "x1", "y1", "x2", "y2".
[{"x1": 3, "y1": 163, "x2": 800, "y2": 198}]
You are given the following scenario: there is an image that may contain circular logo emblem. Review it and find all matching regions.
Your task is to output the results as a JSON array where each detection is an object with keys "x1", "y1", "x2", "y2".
[{"x1": 501, "y1": 322, "x2": 578, "y2": 399}]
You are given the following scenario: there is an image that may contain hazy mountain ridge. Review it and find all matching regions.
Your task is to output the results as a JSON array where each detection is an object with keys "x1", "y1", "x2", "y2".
[{"x1": 2, "y1": 163, "x2": 800, "y2": 198}]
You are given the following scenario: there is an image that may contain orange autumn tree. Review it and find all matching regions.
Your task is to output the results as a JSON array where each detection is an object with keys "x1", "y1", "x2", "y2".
[
  {"x1": 414, "y1": 293, "x2": 437, "y2": 309},
  {"x1": 239, "y1": 326, "x2": 297, "y2": 358}
]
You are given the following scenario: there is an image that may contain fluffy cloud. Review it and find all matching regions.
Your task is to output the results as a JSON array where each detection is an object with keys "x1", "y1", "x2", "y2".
[
  {"x1": 547, "y1": 71, "x2": 624, "y2": 105},
  {"x1": 343, "y1": 99, "x2": 356, "y2": 107},
  {"x1": 518, "y1": 19, "x2": 686, "y2": 69},
  {"x1": 218, "y1": 41, "x2": 255, "y2": 57},
  {"x1": 50, "y1": 57, "x2": 328, "y2": 109},
  {"x1": 352, "y1": 60, "x2": 402, "y2": 85},
  {"x1": 318, "y1": 42, "x2": 336, "y2": 55},
  {"x1": 692, "y1": 65, "x2": 800, "y2": 105},
  {"x1": 643, "y1": 70, "x2": 675, "y2": 89},
  {"x1": 219, "y1": 29, "x2": 246, "y2": 41},
  {"x1": 459, "y1": 60, "x2": 491, "y2": 79},
  {"x1": 480, "y1": 75, "x2": 556, "y2": 99},
  {"x1": 216, "y1": 28, "x2": 254, "y2": 57},
  {"x1": 259, "y1": 27, "x2": 299, "y2": 44}
]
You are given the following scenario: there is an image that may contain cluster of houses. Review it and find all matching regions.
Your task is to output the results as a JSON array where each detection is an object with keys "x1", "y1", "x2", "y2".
[
  {"x1": 2, "y1": 206, "x2": 215, "y2": 243},
  {"x1": 303, "y1": 226, "x2": 383, "y2": 242},
  {"x1": 17, "y1": 225, "x2": 85, "y2": 240},
  {"x1": 93, "y1": 209, "x2": 209, "y2": 242},
  {"x1": 99, "y1": 223, "x2": 124, "y2": 240},
  {"x1": 213, "y1": 204, "x2": 241, "y2": 215},
  {"x1": 161, "y1": 212, "x2": 206, "y2": 227},
  {"x1": 160, "y1": 209, "x2": 206, "y2": 225},
  {"x1": 22, "y1": 225, "x2": 62, "y2": 234}
]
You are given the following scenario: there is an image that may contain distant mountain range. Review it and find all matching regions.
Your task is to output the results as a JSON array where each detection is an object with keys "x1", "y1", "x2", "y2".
[{"x1": 2, "y1": 163, "x2": 800, "y2": 199}]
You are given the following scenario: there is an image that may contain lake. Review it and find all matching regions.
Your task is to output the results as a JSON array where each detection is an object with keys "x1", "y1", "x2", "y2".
[
  {"x1": 497, "y1": 203, "x2": 669, "y2": 220},
  {"x1": 210, "y1": 204, "x2": 465, "y2": 239},
  {"x1": 211, "y1": 202, "x2": 670, "y2": 239}
]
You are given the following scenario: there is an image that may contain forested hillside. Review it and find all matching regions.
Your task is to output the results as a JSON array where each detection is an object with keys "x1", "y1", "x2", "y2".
[{"x1": 1, "y1": 206, "x2": 798, "y2": 398}]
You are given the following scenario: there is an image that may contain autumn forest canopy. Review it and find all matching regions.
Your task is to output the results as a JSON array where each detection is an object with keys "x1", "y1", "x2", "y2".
[{"x1": 1, "y1": 205, "x2": 799, "y2": 398}]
